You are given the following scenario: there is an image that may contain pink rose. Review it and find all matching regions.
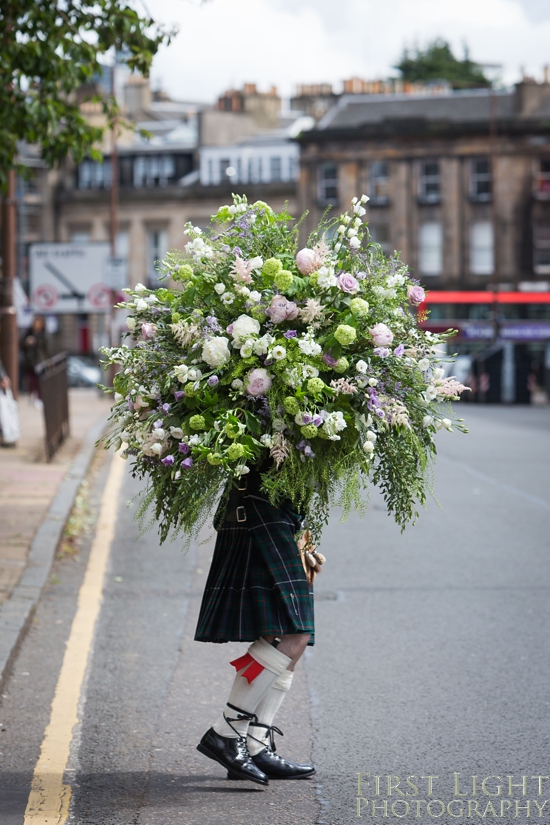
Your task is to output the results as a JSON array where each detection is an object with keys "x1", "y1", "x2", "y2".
[
  {"x1": 246, "y1": 367, "x2": 273, "y2": 397},
  {"x1": 141, "y1": 322, "x2": 157, "y2": 339},
  {"x1": 407, "y1": 285, "x2": 426, "y2": 306},
  {"x1": 268, "y1": 295, "x2": 298, "y2": 323},
  {"x1": 337, "y1": 272, "x2": 359, "y2": 294},
  {"x1": 295, "y1": 248, "x2": 318, "y2": 275},
  {"x1": 370, "y1": 323, "x2": 394, "y2": 347}
]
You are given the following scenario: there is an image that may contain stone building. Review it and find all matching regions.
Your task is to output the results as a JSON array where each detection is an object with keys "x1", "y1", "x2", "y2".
[{"x1": 297, "y1": 79, "x2": 550, "y2": 291}]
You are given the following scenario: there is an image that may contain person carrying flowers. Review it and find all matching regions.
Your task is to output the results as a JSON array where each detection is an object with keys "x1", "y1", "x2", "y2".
[{"x1": 101, "y1": 194, "x2": 468, "y2": 785}]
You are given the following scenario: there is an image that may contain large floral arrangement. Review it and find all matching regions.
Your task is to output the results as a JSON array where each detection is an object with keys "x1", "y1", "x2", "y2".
[{"x1": 101, "y1": 194, "x2": 467, "y2": 545}]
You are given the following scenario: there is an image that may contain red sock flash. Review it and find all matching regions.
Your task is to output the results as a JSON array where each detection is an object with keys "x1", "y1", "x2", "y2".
[{"x1": 230, "y1": 652, "x2": 266, "y2": 683}]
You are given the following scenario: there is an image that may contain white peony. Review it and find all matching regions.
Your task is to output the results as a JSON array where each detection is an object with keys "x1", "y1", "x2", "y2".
[
  {"x1": 202, "y1": 337, "x2": 231, "y2": 368},
  {"x1": 231, "y1": 314, "x2": 261, "y2": 344}
]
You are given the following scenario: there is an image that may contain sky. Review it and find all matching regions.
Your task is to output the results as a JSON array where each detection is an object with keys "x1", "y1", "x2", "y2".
[{"x1": 145, "y1": 0, "x2": 550, "y2": 104}]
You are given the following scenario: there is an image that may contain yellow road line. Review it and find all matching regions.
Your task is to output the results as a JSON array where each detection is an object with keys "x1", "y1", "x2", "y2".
[{"x1": 23, "y1": 454, "x2": 126, "y2": 825}]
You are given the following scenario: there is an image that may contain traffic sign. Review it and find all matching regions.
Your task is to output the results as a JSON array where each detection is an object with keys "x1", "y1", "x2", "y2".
[
  {"x1": 105, "y1": 257, "x2": 129, "y2": 290},
  {"x1": 30, "y1": 243, "x2": 112, "y2": 314}
]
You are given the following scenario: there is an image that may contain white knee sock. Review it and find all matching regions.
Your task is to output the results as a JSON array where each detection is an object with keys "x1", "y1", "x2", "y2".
[
  {"x1": 213, "y1": 639, "x2": 291, "y2": 739},
  {"x1": 247, "y1": 668, "x2": 293, "y2": 755}
]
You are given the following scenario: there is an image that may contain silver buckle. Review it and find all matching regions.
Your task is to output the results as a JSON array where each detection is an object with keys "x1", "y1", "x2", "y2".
[{"x1": 236, "y1": 505, "x2": 247, "y2": 523}]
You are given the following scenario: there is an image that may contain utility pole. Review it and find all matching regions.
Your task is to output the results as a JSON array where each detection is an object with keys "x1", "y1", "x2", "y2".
[
  {"x1": 108, "y1": 58, "x2": 119, "y2": 387},
  {"x1": 489, "y1": 88, "x2": 501, "y2": 343},
  {"x1": 0, "y1": 169, "x2": 18, "y2": 398}
]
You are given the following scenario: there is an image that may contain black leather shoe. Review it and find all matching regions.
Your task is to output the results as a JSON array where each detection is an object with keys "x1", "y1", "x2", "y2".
[
  {"x1": 228, "y1": 746, "x2": 315, "y2": 780},
  {"x1": 197, "y1": 728, "x2": 269, "y2": 786}
]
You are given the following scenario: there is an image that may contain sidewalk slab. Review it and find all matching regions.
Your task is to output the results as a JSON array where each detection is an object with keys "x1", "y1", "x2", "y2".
[{"x1": 0, "y1": 389, "x2": 111, "y2": 690}]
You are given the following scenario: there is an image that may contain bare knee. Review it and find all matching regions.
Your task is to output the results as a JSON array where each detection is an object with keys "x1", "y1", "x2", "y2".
[{"x1": 263, "y1": 633, "x2": 310, "y2": 670}]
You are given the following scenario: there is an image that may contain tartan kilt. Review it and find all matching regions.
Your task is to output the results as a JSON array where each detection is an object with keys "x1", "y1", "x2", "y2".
[{"x1": 194, "y1": 474, "x2": 315, "y2": 646}]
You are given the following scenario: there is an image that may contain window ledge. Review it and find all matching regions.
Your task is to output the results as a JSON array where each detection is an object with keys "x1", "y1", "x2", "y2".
[{"x1": 417, "y1": 197, "x2": 441, "y2": 206}]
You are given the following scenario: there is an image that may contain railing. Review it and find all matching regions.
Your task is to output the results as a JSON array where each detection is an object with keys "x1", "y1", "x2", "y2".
[{"x1": 35, "y1": 352, "x2": 70, "y2": 460}]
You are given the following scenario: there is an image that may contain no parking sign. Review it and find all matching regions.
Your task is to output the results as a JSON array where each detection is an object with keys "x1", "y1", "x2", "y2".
[{"x1": 30, "y1": 243, "x2": 114, "y2": 314}]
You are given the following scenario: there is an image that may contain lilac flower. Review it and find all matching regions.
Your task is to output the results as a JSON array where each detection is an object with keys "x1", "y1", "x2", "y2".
[
  {"x1": 162, "y1": 403, "x2": 171, "y2": 413},
  {"x1": 161, "y1": 455, "x2": 175, "y2": 466},
  {"x1": 174, "y1": 390, "x2": 185, "y2": 400},
  {"x1": 284, "y1": 330, "x2": 297, "y2": 339},
  {"x1": 182, "y1": 457, "x2": 194, "y2": 469},
  {"x1": 153, "y1": 419, "x2": 163, "y2": 429},
  {"x1": 393, "y1": 344, "x2": 405, "y2": 357},
  {"x1": 208, "y1": 375, "x2": 219, "y2": 387},
  {"x1": 178, "y1": 442, "x2": 190, "y2": 455},
  {"x1": 374, "y1": 347, "x2": 390, "y2": 358}
]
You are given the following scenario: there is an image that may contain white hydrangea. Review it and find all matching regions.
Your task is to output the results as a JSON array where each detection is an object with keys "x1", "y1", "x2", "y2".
[
  {"x1": 323, "y1": 411, "x2": 347, "y2": 441},
  {"x1": 231, "y1": 314, "x2": 261, "y2": 344},
  {"x1": 253, "y1": 334, "x2": 274, "y2": 356},
  {"x1": 201, "y1": 337, "x2": 231, "y2": 368},
  {"x1": 317, "y1": 266, "x2": 338, "y2": 289},
  {"x1": 284, "y1": 367, "x2": 300, "y2": 387}
]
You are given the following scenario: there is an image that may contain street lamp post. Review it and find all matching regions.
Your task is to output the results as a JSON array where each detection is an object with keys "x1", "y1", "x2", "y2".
[{"x1": 0, "y1": 169, "x2": 18, "y2": 397}]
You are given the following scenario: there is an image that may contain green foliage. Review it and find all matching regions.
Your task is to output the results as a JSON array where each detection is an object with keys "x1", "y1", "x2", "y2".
[
  {"x1": 0, "y1": 1, "x2": 174, "y2": 189},
  {"x1": 395, "y1": 39, "x2": 490, "y2": 88}
]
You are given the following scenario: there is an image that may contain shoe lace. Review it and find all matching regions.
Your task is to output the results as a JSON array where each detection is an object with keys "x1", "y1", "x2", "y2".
[
  {"x1": 223, "y1": 703, "x2": 258, "y2": 759},
  {"x1": 248, "y1": 721, "x2": 284, "y2": 753}
]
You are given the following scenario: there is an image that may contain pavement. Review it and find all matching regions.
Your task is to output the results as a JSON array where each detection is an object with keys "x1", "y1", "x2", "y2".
[
  {"x1": 0, "y1": 388, "x2": 110, "y2": 687},
  {"x1": 0, "y1": 403, "x2": 549, "y2": 824}
]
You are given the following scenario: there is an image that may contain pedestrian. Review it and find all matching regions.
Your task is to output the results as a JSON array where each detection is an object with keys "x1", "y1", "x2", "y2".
[
  {"x1": 194, "y1": 460, "x2": 323, "y2": 784},
  {"x1": 22, "y1": 315, "x2": 48, "y2": 406},
  {"x1": 0, "y1": 353, "x2": 20, "y2": 446}
]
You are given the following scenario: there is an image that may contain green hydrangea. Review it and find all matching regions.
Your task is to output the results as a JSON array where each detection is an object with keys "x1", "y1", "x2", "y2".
[
  {"x1": 306, "y1": 377, "x2": 325, "y2": 395},
  {"x1": 185, "y1": 384, "x2": 197, "y2": 397},
  {"x1": 334, "y1": 324, "x2": 357, "y2": 346},
  {"x1": 316, "y1": 428, "x2": 330, "y2": 440},
  {"x1": 283, "y1": 396, "x2": 300, "y2": 415},
  {"x1": 301, "y1": 424, "x2": 318, "y2": 439},
  {"x1": 335, "y1": 357, "x2": 349, "y2": 374},
  {"x1": 308, "y1": 272, "x2": 319, "y2": 287},
  {"x1": 227, "y1": 442, "x2": 245, "y2": 460},
  {"x1": 274, "y1": 269, "x2": 294, "y2": 291},
  {"x1": 207, "y1": 453, "x2": 222, "y2": 466},
  {"x1": 171, "y1": 312, "x2": 181, "y2": 323},
  {"x1": 224, "y1": 422, "x2": 241, "y2": 438},
  {"x1": 262, "y1": 258, "x2": 283, "y2": 279},
  {"x1": 251, "y1": 306, "x2": 267, "y2": 321},
  {"x1": 350, "y1": 298, "x2": 369, "y2": 317},
  {"x1": 189, "y1": 414, "x2": 205, "y2": 430},
  {"x1": 175, "y1": 264, "x2": 193, "y2": 282}
]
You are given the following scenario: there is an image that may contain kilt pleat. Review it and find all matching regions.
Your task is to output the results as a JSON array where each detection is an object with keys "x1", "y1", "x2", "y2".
[{"x1": 194, "y1": 481, "x2": 315, "y2": 646}]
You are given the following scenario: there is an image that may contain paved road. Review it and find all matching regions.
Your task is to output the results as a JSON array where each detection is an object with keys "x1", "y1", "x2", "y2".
[{"x1": 0, "y1": 405, "x2": 549, "y2": 824}]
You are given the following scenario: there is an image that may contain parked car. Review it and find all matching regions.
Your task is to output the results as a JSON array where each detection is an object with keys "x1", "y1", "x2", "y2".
[{"x1": 67, "y1": 356, "x2": 102, "y2": 388}]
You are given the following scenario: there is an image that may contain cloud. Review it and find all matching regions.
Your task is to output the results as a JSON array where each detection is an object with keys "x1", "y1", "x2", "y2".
[{"x1": 148, "y1": 0, "x2": 550, "y2": 103}]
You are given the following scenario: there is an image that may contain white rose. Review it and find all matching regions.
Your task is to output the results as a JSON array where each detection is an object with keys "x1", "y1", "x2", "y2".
[
  {"x1": 231, "y1": 314, "x2": 261, "y2": 343},
  {"x1": 135, "y1": 299, "x2": 148, "y2": 311},
  {"x1": 170, "y1": 427, "x2": 184, "y2": 439},
  {"x1": 356, "y1": 360, "x2": 368, "y2": 374},
  {"x1": 249, "y1": 290, "x2": 262, "y2": 303},
  {"x1": 366, "y1": 430, "x2": 377, "y2": 443},
  {"x1": 363, "y1": 441, "x2": 374, "y2": 453},
  {"x1": 214, "y1": 283, "x2": 226, "y2": 295},
  {"x1": 368, "y1": 378, "x2": 378, "y2": 387},
  {"x1": 201, "y1": 337, "x2": 230, "y2": 369},
  {"x1": 418, "y1": 358, "x2": 430, "y2": 371},
  {"x1": 126, "y1": 317, "x2": 136, "y2": 331}
]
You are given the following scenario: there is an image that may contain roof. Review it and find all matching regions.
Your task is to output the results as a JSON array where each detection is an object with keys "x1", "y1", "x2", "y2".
[{"x1": 317, "y1": 88, "x2": 516, "y2": 131}]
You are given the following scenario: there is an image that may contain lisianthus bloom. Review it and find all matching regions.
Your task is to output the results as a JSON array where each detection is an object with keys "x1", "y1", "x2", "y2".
[
  {"x1": 337, "y1": 273, "x2": 359, "y2": 294},
  {"x1": 178, "y1": 442, "x2": 190, "y2": 454},
  {"x1": 161, "y1": 455, "x2": 174, "y2": 466},
  {"x1": 408, "y1": 284, "x2": 426, "y2": 305},
  {"x1": 393, "y1": 344, "x2": 405, "y2": 357},
  {"x1": 181, "y1": 457, "x2": 193, "y2": 469},
  {"x1": 245, "y1": 367, "x2": 273, "y2": 396},
  {"x1": 370, "y1": 323, "x2": 394, "y2": 346}
]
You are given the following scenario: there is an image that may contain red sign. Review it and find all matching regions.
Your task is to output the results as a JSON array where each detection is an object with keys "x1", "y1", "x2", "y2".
[{"x1": 32, "y1": 283, "x2": 58, "y2": 310}]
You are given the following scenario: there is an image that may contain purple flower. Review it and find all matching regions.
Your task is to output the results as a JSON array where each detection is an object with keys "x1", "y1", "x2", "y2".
[
  {"x1": 376, "y1": 409, "x2": 385, "y2": 418},
  {"x1": 208, "y1": 375, "x2": 219, "y2": 386},
  {"x1": 182, "y1": 457, "x2": 194, "y2": 469},
  {"x1": 356, "y1": 271, "x2": 367, "y2": 280},
  {"x1": 312, "y1": 414, "x2": 323, "y2": 427},
  {"x1": 407, "y1": 285, "x2": 426, "y2": 306},
  {"x1": 297, "y1": 439, "x2": 307, "y2": 450},
  {"x1": 174, "y1": 390, "x2": 185, "y2": 400},
  {"x1": 303, "y1": 445, "x2": 315, "y2": 458},
  {"x1": 153, "y1": 419, "x2": 163, "y2": 429},
  {"x1": 373, "y1": 347, "x2": 390, "y2": 358},
  {"x1": 226, "y1": 324, "x2": 234, "y2": 335},
  {"x1": 284, "y1": 330, "x2": 297, "y2": 339},
  {"x1": 162, "y1": 403, "x2": 171, "y2": 413},
  {"x1": 301, "y1": 413, "x2": 313, "y2": 425},
  {"x1": 337, "y1": 272, "x2": 359, "y2": 294},
  {"x1": 178, "y1": 442, "x2": 190, "y2": 455},
  {"x1": 393, "y1": 344, "x2": 405, "y2": 357},
  {"x1": 161, "y1": 455, "x2": 174, "y2": 466},
  {"x1": 323, "y1": 352, "x2": 338, "y2": 367}
]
